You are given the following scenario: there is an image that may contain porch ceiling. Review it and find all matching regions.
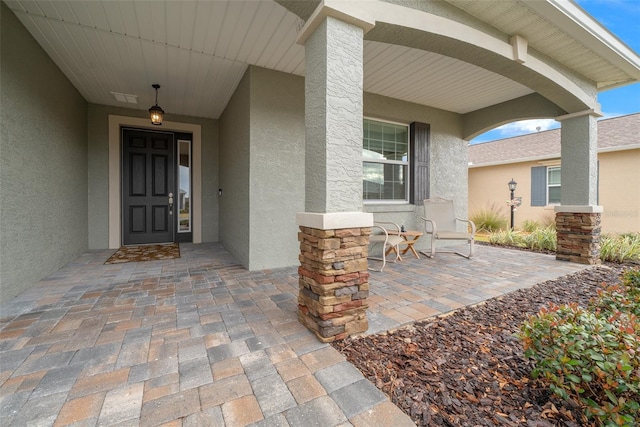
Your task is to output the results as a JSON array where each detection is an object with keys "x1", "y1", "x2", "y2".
[{"x1": 6, "y1": 0, "x2": 638, "y2": 121}]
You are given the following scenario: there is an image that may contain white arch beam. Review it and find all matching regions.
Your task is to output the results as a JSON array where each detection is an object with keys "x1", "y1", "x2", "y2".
[{"x1": 301, "y1": 0, "x2": 599, "y2": 115}]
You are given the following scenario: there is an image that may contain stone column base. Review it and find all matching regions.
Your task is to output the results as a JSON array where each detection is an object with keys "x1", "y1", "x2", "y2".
[
  {"x1": 555, "y1": 211, "x2": 602, "y2": 265},
  {"x1": 297, "y1": 225, "x2": 371, "y2": 342}
]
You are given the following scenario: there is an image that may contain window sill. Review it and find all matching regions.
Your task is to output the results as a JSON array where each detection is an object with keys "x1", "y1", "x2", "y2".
[{"x1": 363, "y1": 203, "x2": 416, "y2": 213}]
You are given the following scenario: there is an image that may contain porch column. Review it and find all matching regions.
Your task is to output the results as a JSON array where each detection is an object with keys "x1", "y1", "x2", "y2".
[
  {"x1": 555, "y1": 111, "x2": 603, "y2": 265},
  {"x1": 295, "y1": 7, "x2": 375, "y2": 342}
]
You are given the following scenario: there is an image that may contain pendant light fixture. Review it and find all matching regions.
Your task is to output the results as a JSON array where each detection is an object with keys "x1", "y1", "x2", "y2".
[{"x1": 149, "y1": 84, "x2": 164, "y2": 125}]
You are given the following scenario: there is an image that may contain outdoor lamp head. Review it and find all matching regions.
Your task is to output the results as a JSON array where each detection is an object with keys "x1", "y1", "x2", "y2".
[
  {"x1": 149, "y1": 84, "x2": 164, "y2": 125},
  {"x1": 508, "y1": 178, "x2": 517, "y2": 192}
]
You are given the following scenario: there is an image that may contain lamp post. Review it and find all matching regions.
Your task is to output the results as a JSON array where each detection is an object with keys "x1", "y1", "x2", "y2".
[{"x1": 508, "y1": 178, "x2": 517, "y2": 230}]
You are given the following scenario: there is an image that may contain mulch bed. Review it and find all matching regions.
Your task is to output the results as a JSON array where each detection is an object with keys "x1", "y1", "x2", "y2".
[{"x1": 333, "y1": 264, "x2": 634, "y2": 426}]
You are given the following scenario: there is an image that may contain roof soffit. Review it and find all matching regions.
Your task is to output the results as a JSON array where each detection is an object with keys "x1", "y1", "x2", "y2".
[
  {"x1": 7, "y1": 0, "x2": 636, "y2": 121},
  {"x1": 443, "y1": 0, "x2": 640, "y2": 89}
]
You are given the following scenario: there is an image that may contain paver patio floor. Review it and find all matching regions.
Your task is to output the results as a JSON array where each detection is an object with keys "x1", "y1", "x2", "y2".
[{"x1": 0, "y1": 243, "x2": 589, "y2": 426}]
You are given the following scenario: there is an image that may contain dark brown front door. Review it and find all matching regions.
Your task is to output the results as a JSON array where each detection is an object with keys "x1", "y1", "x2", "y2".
[{"x1": 122, "y1": 128, "x2": 175, "y2": 245}]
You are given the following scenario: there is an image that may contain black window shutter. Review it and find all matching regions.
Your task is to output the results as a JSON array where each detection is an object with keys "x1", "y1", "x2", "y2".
[
  {"x1": 531, "y1": 166, "x2": 547, "y2": 206},
  {"x1": 410, "y1": 122, "x2": 430, "y2": 204}
]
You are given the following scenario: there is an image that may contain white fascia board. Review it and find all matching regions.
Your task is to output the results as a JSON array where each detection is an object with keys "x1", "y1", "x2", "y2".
[{"x1": 525, "y1": 0, "x2": 640, "y2": 81}]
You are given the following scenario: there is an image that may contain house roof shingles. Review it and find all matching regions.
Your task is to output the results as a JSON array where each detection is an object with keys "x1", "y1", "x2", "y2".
[{"x1": 468, "y1": 113, "x2": 640, "y2": 167}]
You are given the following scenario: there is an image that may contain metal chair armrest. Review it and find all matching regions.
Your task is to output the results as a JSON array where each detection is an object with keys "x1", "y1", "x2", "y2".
[
  {"x1": 420, "y1": 217, "x2": 436, "y2": 235},
  {"x1": 374, "y1": 221, "x2": 401, "y2": 234},
  {"x1": 455, "y1": 218, "x2": 476, "y2": 237}
]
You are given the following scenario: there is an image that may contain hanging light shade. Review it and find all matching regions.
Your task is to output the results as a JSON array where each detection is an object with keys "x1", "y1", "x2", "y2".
[{"x1": 149, "y1": 84, "x2": 164, "y2": 125}]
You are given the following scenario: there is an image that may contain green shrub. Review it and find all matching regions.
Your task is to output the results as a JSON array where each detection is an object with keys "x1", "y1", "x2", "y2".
[
  {"x1": 520, "y1": 269, "x2": 640, "y2": 426},
  {"x1": 488, "y1": 229, "x2": 523, "y2": 246},
  {"x1": 470, "y1": 206, "x2": 508, "y2": 232},
  {"x1": 596, "y1": 270, "x2": 640, "y2": 317},
  {"x1": 522, "y1": 226, "x2": 557, "y2": 252},
  {"x1": 601, "y1": 233, "x2": 640, "y2": 264},
  {"x1": 488, "y1": 228, "x2": 640, "y2": 262},
  {"x1": 488, "y1": 227, "x2": 557, "y2": 252},
  {"x1": 521, "y1": 219, "x2": 541, "y2": 233}
]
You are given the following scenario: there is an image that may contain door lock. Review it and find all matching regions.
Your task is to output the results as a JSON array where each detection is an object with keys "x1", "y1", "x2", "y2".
[{"x1": 169, "y1": 192, "x2": 174, "y2": 215}]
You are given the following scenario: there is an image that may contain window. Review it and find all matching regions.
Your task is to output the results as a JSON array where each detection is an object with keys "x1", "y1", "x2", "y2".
[
  {"x1": 531, "y1": 165, "x2": 561, "y2": 206},
  {"x1": 178, "y1": 139, "x2": 191, "y2": 232},
  {"x1": 363, "y1": 118, "x2": 409, "y2": 201},
  {"x1": 547, "y1": 166, "x2": 561, "y2": 204}
]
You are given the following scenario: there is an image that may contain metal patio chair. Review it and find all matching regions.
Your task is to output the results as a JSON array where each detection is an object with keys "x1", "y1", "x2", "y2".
[
  {"x1": 368, "y1": 221, "x2": 405, "y2": 271},
  {"x1": 421, "y1": 198, "x2": 476, "y2": 258}
]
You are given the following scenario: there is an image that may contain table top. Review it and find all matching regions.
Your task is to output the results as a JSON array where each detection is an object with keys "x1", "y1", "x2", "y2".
[{"x1": 388, "y1": 230, "x2": 423, "y2": 238}]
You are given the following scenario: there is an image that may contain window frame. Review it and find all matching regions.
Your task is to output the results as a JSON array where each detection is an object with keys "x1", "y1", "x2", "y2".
[
  {"x1": 362, "y1": 117, "x2": 411, "y2": 204},
  {"x1": 547, "y1": 166, "x2": 561, "y2": 205}
]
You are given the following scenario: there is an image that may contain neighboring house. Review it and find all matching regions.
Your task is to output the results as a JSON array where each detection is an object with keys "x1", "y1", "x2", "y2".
[
  {"x1": 2, "y1": 0, "x2": 640, "y2": 301},
  {"x1": 468, "y1": 113, "x2": 640, "y2": 233}
]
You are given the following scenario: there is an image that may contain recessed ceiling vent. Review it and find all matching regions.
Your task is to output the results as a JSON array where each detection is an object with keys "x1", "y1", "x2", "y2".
[{"x1": 111, "y1": 92, "x2": 138, "y2": 104}]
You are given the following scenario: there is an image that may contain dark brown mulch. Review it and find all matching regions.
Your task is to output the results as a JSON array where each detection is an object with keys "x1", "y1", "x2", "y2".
[{"x1": 333, "y1": 264, "x2": 633, "y2": 426}]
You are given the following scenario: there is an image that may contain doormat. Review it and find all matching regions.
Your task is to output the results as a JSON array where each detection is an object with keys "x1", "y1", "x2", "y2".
[{"x1": 104, "y1": 243, "x2": 180, "y2": 264}]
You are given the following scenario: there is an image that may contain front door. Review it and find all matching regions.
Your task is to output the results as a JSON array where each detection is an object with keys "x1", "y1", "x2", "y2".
[{"x1": 122, "y1": 128, "x2": 175, "y2": 245}]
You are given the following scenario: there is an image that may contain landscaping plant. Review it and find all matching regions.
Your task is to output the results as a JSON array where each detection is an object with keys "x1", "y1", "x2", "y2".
[
  {"x1": 520, "y1": 269, "x2": 640, "y2": 426},
  {"x1": 521, "y1": 219, "x2": 541, "y2": 233},
  {"x1": 470, "y1": 206, "x2": 508, "y2": 232},
  {"x1": 521, "y1": 225, "x2": 557, "y2": 252},
  {"x1": 488, "y1": 228, "x2": 640, "y2": 264},
  {"x1": 601, "y1": 233, "x2": 640, "y2": 264},
  {"x1": 488, "y1": 229, "x2": 522, "y2": 247}
]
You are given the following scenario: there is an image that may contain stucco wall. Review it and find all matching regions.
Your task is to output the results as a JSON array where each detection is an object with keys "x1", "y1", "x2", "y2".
[
  {"x1": 217, "y1": 66, "x2": 471, "y2": 266},
  {"x1": 468, "y1": 149, "x2": 640, "y2": 233},
  {"x1": 219, "y1": 70, "x2": 251, "y2": 267},
  {"x1": 598, "y1": 149, "x2": 640, "y2": 233},
  {"x1": 1, "y1": 3, "x2": 88, "y2": 300},
  {"x1": 248, "y1": 67, "x2": 305, "y2": 270},
  {"x1": 468, "y1": 161, "x2": 556, "y2": 229},
  {"x1": 87, "y1": 104, "x2": 219, "y2": 249},
  {"x1": 363, "y1": 93, "x2": 468, "y2": 249}
]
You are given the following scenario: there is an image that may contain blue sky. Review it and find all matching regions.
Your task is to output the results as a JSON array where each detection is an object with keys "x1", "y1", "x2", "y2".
[{"x1": 471, "y1": 0, "x2": 640, "y2": 144}]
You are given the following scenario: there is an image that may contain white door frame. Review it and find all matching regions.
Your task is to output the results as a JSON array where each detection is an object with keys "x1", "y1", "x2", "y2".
[{"x1": 108, "y1": 115, "x2": 202, "y2": 248}]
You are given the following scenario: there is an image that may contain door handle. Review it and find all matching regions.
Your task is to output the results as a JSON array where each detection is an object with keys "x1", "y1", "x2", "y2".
[{"x1": 169, "y1": 192, "x2": 174, "y2": 215}]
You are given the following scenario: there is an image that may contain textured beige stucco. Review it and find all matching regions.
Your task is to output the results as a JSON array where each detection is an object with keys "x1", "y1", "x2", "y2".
[
  {"x1": 598, "y1": 149, "x2": 640, "y2": 233},
  {"x1": 468, "y1": 149, "x2": 640, "y2": 233}
]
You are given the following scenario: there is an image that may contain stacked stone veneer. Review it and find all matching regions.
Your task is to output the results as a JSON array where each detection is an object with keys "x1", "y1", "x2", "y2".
[
  {"x1": 556, "y1": 212, "x2": 602, "y2": 265},
  {"x1": 297, "y1": 226, "x2": 371, "y2": 342}
]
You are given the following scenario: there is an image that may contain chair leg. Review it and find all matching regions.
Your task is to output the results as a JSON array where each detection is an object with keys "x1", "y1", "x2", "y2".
[
  {"x1": 421, "y1": 236, "x2": 436, "y2": 258},
  {"x1": 455, "y1": 239, "x2": 474, "y2": 259},
  {"x1": 390, "y1": 244, "x2": 402, "y2": 262},
  {"x1": 369, "y1": 247, "x2": 387, "y2": 272}
]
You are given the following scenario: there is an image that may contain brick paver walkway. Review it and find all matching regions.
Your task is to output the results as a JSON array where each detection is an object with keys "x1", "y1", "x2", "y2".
[{"x1": 0, "y1": 243, "x2": 589, "y2": 426}]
